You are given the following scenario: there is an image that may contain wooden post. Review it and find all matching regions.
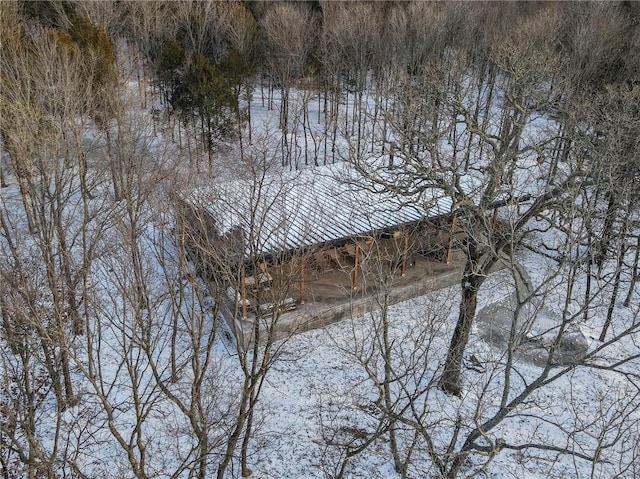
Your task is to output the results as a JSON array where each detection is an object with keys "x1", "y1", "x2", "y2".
[
  {"x1": 447, "y1": 215, "x2": 457, "y2": 264},
  {"x1": 240, "y1": 266, "x2": 248, "y2": 320},
  {"x1": 299, "y1": 256, "x2": 306, "y2": 305},
  {"x1": 401, "y1": 231, "x2": 409, "y2": 277},
  {"x1": 352, "y1": 243, "x2": 360, "y2": 290}
]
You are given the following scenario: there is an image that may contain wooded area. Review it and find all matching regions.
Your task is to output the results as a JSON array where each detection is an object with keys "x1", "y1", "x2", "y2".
[{"x1": 1, "y1": 1, "x2": 639, "y2": 478}]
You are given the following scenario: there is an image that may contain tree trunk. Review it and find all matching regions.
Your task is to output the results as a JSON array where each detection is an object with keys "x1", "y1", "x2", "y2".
[
  {"x1": 240, "y1": 392, "x2": 257, "y2": 477},
  {"x1": 600, "y1": 224, "x2": 628, "y2": 341},
  {"x1": 216, "y1": 382, "x2": 251, "y2": 479},
  {"x1": 623, "y1": 234, "x2": 639, "y2": 307},
  {"x1": 439, "y1": 262, "x2": 484, "y2": 396},
  {"x1": 381, "y1": 291, "x2": 405, "y2": 475},
  {"x1": 0, "y1": 165, "x2": 7, "y2": 188},
  {"x1": 597, "y1": 192, "x2": 618, "y2": 271}
]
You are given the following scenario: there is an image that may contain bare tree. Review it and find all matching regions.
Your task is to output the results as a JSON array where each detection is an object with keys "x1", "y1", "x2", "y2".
[
  {"x1": 320, "y1": 231, "x2": 455, "y2": 478},
  {"x1": 175, "y1": 135, "x2": 314, "y2": 477},
  {"x1": 0, "y1": 12, "x2": 114, "y2": 476},
  {"x1": 341, "y1": 7, "x2": 605, "y2": 397},
  {"x1": 321, "y1": 209, "x2": 639, "y2": 478},
  {"x1": 173, "y1": 0, "x2": 232, "y2": 63},
  {"x1": 224, "y1": 2, "x2": 260, "y2": 146},
  {"x1": 261, "y1": 2, "x2": 317, "y2": 167},
  {"x1": 61, "y1": 101, "x2": 238, "y2": 479}
]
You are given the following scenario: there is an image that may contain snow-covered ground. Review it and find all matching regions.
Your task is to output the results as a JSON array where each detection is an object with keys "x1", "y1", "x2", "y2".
[
  {"x1": 1, "y1": 73, "x2": 639, "y2": 479},
  {"x1": 198, "y1": 83, "x2": 638, "y2": 478},
  {"x1": 239, "y1": 257, "x2": 639, "y2": 478}
]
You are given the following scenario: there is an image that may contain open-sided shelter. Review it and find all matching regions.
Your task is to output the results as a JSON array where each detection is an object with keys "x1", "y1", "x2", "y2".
[{"x1": 175, "y1": 162, "x2": 460, "y2": 320}]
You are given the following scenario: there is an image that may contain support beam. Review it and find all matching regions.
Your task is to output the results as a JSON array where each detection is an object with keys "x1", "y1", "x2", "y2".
[
  {"x1": 352, "y1": 243, "x2": 360, "y2": 290},
  {"x1": 447, "y1": 215, "x2": 457, "y2": 264},
  {"x1": 401, "y1": 231, "x2": 409, "y2": 277},
  {"x1": 299, "y1": 256, "x2": 306, "y2": 305},
  {"x1": 240, "y1": 266, "x2": 248, "y2": 320}
]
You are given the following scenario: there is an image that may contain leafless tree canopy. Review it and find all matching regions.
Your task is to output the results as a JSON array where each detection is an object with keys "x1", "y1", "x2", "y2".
[{"x1": 1, "y1": 1, "x2": 639, "y2": 478}]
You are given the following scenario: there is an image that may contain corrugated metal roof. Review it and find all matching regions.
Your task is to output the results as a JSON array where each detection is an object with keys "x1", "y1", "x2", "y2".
[{"x1": 186, "y1": 162, "x2": 453, "y2": 257}]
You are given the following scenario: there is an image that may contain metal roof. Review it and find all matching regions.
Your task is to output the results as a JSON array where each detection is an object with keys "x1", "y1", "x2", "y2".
[{"x1": 186, "y1": 162, "x2": 454, "y2": 257}]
